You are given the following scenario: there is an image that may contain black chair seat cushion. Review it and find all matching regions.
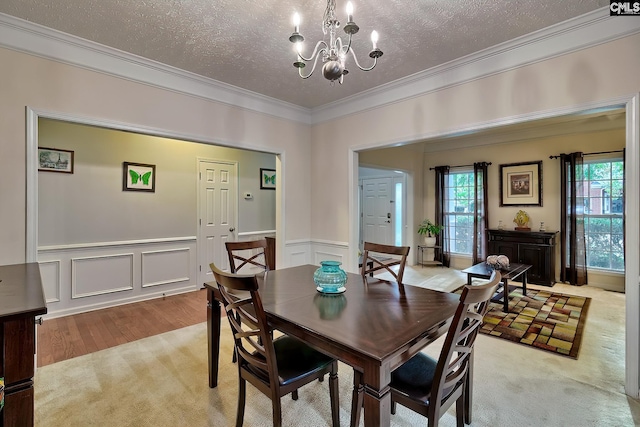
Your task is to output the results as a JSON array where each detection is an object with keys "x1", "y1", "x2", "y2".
[
  {"x1": 390, "y1": 352, "x2": 437, "y2": 403},
  {"x1": 247, "y1": 336, "x2": 333, "y2": 386}
]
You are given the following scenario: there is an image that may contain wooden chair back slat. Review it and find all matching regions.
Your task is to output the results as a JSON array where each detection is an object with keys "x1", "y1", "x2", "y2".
[
  {"x1": 384, "y1": 270, "x2": 501, "y2": 427},
  {"x1": 226, "y1": 239, "x2": 274, "y2": 273},
  {"x1": 210, "y1": 262, "x2": 341, "y2": 427},
  {"x1": 430, "y1": 270, "x2": 501, "y2": 414},
  {"x1": 361, "y1": 242, "x2": 410, "y2": 284}
]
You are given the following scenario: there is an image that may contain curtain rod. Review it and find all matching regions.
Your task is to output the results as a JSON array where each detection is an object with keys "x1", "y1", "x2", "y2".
[
  {"x1": 549, "y1": 149, "x2": 624, "y2": 159},
  {"x1": 428, "y1": 162, "x2": 492, "y2": 171}
]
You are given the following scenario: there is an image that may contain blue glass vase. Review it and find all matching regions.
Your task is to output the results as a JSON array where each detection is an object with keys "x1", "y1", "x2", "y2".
[{"x1": 313, "y1": 261, "x2": 347, "y2": 294}]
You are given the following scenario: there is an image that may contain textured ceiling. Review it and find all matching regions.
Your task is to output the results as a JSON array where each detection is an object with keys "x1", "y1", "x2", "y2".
[{"x1": 0, "y1": 0, "x2": 608, "y2": 108}]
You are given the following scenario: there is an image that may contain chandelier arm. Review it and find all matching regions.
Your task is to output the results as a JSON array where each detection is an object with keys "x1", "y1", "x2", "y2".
[
  {"x1": 342, "y1": 34, "x2": 353, "y2": 57},
  {"x1": 348, "y1": 48, "x2": 378, "y2": 72},
  {"x1": 298, "y1": 40, "x2": 329, "y2": 63},
  {"x1": 334, "y1": 36, "x2": 351, "y2": 60},
  {"x1": 298, "y1": 52, "x2": 323, "y2": 79}
]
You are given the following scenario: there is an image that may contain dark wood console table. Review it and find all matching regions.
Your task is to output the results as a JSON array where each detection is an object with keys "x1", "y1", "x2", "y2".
[
  {"x1": 0, "y1": 263, "x2": 47, "y2": 427},
  {"x1": 487, "y1": 229, "x2": 557, "y2": 286}
]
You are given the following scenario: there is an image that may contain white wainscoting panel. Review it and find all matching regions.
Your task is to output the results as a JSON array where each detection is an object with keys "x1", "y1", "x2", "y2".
[
  {"x1": 71, "y1": 253, "x2": 134, "y2": 298},
  {"x1": 38, "y1": 260, "x2": 61, "y2": 303},
  {"x1": 141, "y1": 248, "x2": 191, "y2": 288},
  {"x1": 38, "y1": 237, "x2": 197, "y2": 318},
  {"x1": 314, "y1": 251, "x2": 344, "y2": 265},
  {"x1": 310, "y1": 240, "x2": 353, "y2": 272},
  {"x1": 283, "y1": 240, "x2": 311, "y2": 268}
]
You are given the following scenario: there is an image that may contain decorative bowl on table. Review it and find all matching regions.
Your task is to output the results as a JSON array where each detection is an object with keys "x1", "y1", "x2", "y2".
[
  {"x1": 486, "y1": 254, "x2": 510, "y2": 270},
  {"x1": 313, "y1": 260, "x2": 347, "y2": 294}
]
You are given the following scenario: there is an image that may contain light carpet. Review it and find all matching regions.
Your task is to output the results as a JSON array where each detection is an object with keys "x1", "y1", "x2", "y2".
[
  {"x1": 35, "y1": 280, "x2": 640, "y2": 427},
  {"x1": 376, "y1": 265, "x2": 467, "y2": 293}
]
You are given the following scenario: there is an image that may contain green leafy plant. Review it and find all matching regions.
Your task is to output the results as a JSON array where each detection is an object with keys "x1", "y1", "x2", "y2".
[{"x1": 418, "y1": 219, "x2": 443, "y2": 237}]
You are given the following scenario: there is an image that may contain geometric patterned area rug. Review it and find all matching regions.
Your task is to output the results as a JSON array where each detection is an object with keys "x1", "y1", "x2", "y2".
[{"x1": 480, "y1": 288, "x2": 591, "y2": 359}]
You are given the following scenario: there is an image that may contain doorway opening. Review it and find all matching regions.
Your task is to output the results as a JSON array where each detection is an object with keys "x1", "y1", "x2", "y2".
[
  {"x1": 27, "y1": 111, "x2": 279, "y2": 317},
  {"x1": 359, "y1": 167, "x2": 407, "y2": 251}
]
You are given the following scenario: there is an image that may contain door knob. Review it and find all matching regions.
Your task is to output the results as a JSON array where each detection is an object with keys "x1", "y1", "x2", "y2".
[{"x1": 229, "y1": 227, "x2": 235, "y2": 232}]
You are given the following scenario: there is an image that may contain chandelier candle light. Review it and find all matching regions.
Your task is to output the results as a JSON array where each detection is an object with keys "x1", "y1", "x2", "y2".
[{"x1": 289, "y1": 0, "x2": 383, "y2": 83}]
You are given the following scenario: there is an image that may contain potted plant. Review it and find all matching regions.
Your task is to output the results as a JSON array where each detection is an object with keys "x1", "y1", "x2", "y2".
[{"x1": 418, "y1": 219, "x2": 443, "y2": 245}]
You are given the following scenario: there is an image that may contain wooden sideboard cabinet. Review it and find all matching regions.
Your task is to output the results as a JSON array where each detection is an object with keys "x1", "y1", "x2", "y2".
[
  {"x1": 0, "y1": 263, "x2": 47, "y2": 427},
  {"x1": 487, "y1": 229, "x2": 558, "y2": 286}
]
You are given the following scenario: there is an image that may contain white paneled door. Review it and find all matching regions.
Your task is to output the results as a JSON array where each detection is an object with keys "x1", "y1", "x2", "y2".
[
  {"x1": 362, "y1": 177, "x2": 394, "y2": 245},
  {"x1": 198, "y1": 160, "x2": 238, "y2": 287}
]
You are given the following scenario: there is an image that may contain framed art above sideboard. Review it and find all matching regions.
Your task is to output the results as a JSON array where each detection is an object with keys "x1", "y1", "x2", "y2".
[{"x1": 499, "y1": 161, "x2": 542, "y2": 207}]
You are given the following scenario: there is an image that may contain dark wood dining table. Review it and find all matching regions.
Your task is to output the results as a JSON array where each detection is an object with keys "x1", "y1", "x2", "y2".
[{"x1": 204, "y1": 264, "x2": 460, "y2": 427}]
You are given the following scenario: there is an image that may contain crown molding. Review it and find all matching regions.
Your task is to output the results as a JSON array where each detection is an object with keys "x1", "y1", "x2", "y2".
[
  {"x1": 0, "y1": 13, "x2": 312, "y2": 124},
  {"x1": 421, "y1": 109, "x2": 626, "y2": 153},
  {"x1": 311, "y1": 7, "x2": 640, "y2": 125},
  {"x1": 2, "y1": 8, "x2": 639, "y2": 127}
]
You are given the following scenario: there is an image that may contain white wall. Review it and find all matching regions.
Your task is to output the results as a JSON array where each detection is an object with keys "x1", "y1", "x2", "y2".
[{"x1": 0, "y1": 46, "x2": 311, "y2": 265}]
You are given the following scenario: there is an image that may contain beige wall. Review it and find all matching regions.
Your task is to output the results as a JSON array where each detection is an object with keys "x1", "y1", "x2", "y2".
[
  {"x1": 424, "y1": 128, "x2": 626, "y2": 289},
  {"x1": 310, "y1": 33, "x2": 640, "y2": 250},
  {"x1": 0, "y1": 47, "x2": 310, "y2": 264},
  {"x1": 422, "y1": 128, "x2": 625, "y2": 234},
  {"x1": 38, "y1": 119, "x2": 276, "y2": 245}
]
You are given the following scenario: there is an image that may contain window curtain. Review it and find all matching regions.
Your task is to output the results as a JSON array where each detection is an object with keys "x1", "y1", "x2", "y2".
[
  {"x1": 560, "y1": 152, "x2": 588, "y2": 285},
  {"x1": 472, "y1": 162, "x2": 490, "y2": 264},
  {"x1": 434, "y1": 166, "x2": 451, "y2": 267}
]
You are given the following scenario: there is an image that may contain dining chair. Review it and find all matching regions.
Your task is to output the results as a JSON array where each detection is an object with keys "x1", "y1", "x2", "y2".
[
  {"x1": 350, "y1": 242, "x2": 411, "y2": 426},
  {"x1": 350, "y1": 270, "x2": 501, "y2": 427},
  {"x1": 226, "y1": 238, "x2": 274, "y2": 273},
  {"x1": 388, "y1": 270, "x2": 501, "y2": 427},
  {"x1": 225, "y1": 239, "x2": 274, "y2": 363},
  {"x1": 360, "y1": 242, "x2": 411, "y2": 284},
  {"x1": 210, "y1": 263, "x2": 340, "y2": 427}
]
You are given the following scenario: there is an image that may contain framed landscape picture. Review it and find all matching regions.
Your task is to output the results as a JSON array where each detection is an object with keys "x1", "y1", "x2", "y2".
[
  {"x1": 123, "y1": 162, "x2": 156, "y2": 192},
  {"x1": 499, "y1": 161, "x2": 542, "y2": 206},
  {"x1": 38, "y1": 147, "x2": 74, "y2": 173},
  {"x1": 260, "y1": 168, "x2": 276, "y2": 190}
]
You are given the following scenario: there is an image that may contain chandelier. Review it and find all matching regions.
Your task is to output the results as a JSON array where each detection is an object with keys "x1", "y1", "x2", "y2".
[{"x1": 288, "y1": 0, "x2": 383, "y2": 84}]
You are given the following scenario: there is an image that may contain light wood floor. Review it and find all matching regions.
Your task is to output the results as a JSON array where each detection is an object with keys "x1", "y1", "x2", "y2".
[{"x1": 37, "y1": 290, "x2": 208, "y2": 367}]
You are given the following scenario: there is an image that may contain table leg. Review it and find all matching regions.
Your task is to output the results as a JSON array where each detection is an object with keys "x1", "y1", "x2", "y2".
[
  {"x1": 207, "y1": 288, "x2": 221, "y2": 388},
  {"x1": 503, "y1": 279, "x2": 509, "y2": 313},
  {"x1": 363, "y1": 367, "x2": 392, "y2": 427},
  {"x1": 522, "y1": 271, "x2": 528, "y2": 297}
]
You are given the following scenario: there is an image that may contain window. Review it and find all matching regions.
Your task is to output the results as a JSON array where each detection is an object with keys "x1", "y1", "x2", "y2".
[
  {"x1": 394, "y1": 181, "x2": 403, "y2": 246},
  {"x1": 444, "y1": 169, "x2": 474, "y2": 254},
  {"x1": 582, "y1": 158, "x2": 624, "y2": 271}
]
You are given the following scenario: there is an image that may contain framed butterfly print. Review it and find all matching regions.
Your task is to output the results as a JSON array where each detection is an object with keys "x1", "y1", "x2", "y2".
[
  {"x1": 260, "y1": 168, "x2": 276, "y2": 190},
  {"x1": 123, "y1": 162, "x2": 155, "y2": 192}
]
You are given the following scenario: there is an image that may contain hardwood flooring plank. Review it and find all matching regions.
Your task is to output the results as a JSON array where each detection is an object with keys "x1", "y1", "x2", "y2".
[{"x1": 37, "y1": 290, "x2": 207, "y2": 367}]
